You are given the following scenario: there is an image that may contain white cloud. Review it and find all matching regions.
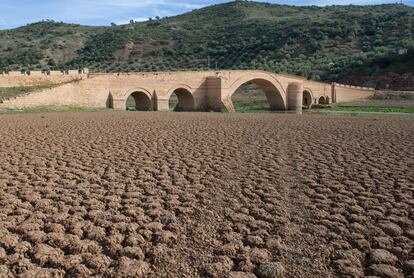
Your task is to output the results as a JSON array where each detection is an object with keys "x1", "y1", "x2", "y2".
[
  {"x1": 100, "y1": 0, "x2": 205, "y2": 9},
  {"x1": 65, "y1": 0, "x2": 206, "y2": 26}
]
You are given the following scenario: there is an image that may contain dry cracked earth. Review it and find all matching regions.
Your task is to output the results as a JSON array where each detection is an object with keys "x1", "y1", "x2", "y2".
[{"x1": 0, "y1": 112, "x2": 413, "y2": 278}]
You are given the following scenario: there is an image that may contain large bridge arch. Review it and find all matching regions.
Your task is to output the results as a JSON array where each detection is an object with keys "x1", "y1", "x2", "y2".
[
  {"x1": 166, "y1": 85, "x2": 195, "y2": 111},
  {"x1": 226, "y1": 73, "x2": 287, "y2": 111}
]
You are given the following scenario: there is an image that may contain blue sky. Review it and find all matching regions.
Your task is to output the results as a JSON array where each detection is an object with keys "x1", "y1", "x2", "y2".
[{"x1": 0, "y1": 0, "x2": 412, "y2": 30}]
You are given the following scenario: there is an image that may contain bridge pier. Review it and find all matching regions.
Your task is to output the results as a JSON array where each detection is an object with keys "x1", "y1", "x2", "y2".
[
  {"x1": 222, "y1": 95, "x2": 235, "y2": 113},
  {"x1": 155, "y1": 98, "x2": 169, "y2": 112},
  {"x1": 205, "y1": 77, "x2": 229, "y2": 112},
  {"x1": 112, "y1": 98, "x2": 126, "y2": 110},
  {"x1": 287, "y1": 82, "x2": 303, "y2": 113}
]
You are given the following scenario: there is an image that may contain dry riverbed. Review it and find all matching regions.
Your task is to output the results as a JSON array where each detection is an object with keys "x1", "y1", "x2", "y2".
[{"x1": 0, "y1": 112, "x2": 412, "y2": 277}]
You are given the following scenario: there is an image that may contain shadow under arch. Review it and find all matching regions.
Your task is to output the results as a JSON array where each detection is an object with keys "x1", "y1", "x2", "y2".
[
  {"x1": 303, "y1": 89, "x2": 313, "y2": 109},
  {"x1": 167, "y1": 86, "x2": 195, "y2": 111},
  {"x1": 318, "y1": 96, "x2": 327, "y2": 105},
  {"x1": 125, "y1": 89, "x2": 153, "y2": 111}
]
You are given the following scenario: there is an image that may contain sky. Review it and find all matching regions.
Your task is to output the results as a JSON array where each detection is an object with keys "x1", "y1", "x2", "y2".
[{"x1": 0, "y1": 0, "x2": 412, "y2": 30}]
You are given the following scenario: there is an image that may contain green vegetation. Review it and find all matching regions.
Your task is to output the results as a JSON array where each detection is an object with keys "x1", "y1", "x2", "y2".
[
  {"x1": 329, "y1": 105, "x2": 414, "y2": 113},
  {"x1": 169, "y1": 94, "x2": 179, "y2": 111},
  {"x1": 311, "y1": 102, "x2": 414, "y2": 114},
  {"x1": 0, "y1": 105, "x2": 111, "y2": 114},
  {"x1": 232, "y1": 85, "x2": 270, "y2": 112},
  {"x1": 0, "y1": 2, "x2": 413, "y2": 88},
  {"x1": 0, "y1": 84, "x2": 57, "y2": 101},
  {"x1": 169, "y1": 100, "x2": 178, "y2": 111},
  {"x1": 233, "y1": 102, "x2": 270, "y2": 112}
]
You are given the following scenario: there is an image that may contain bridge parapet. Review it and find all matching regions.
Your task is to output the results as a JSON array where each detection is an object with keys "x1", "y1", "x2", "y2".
[
  {"x1": 332, "y1": 83, "x2": 376, "y2": 103},
  {"x1": 0, "y1": 68, "x2": 89, "y2": 88},
  {"x1": 1, "y1": 68, "x2": 89, "y2": 77},
  {"x1": 333, "y1": 83, "x2": 375, "y2": 91}
]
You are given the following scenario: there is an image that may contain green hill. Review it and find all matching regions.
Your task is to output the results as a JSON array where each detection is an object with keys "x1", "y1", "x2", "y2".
[{"x1": 0, "y1": 1, "x2": 413, "y2": 89}]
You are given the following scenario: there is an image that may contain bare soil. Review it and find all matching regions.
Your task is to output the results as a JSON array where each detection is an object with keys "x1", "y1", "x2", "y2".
[
  {"x1": 0, "y1": 112, "x2": 413, "y2": 278},
  {"x1": 339, "y1": 72, "x2": 414, "y2": 91}
]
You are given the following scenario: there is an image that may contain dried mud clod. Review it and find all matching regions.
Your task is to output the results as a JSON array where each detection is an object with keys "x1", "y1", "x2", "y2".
[{"x1": 0, "y1": 112, "x2": 412, "y2": 277}]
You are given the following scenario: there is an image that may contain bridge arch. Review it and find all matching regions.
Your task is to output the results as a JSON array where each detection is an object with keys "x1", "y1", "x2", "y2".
[
  {"x1": 125, "y1": 87, "x2": 153, "y2": 111},
  {"x1": 318, "y1": 96, "x2": 327, "y2": 105},
  {"x1": 303, "y1": 88, "x2": 313, "y2": 109},
  {"x1": 227, "y1": 73, "x2": 287, "y2": 111},
  {"x1": 166, "y1": 85, "x2": 195, "y2": 111}
]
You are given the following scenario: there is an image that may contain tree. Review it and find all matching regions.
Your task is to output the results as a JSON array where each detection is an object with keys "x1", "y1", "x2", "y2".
[{"x1": 47, "y1": 58, "x2": 56, "y2": 67}]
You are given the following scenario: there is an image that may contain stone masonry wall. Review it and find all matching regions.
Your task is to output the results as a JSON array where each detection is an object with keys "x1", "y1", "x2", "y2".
[
  {"x1": 1, "y1": 78, "x2": 109, "y2": 109},
  {"x1": 333, "y1": 83, "x2": 376, "y2": 103},
  {"x1": 0, "y1": 69, "x2": 88, "y2": 87}
]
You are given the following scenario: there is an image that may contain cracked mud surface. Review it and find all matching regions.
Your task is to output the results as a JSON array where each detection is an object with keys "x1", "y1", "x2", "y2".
[{"x1": 0, "y1": 112, "x2": 413, "y2": 277}]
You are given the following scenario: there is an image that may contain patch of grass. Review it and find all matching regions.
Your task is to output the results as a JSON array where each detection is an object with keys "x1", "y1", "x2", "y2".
[
  {"x1": 0, "y1": 84, "x2": 58, "y2": 102},
  {"x1": 169, "y1": 100, "x2": 178, "y2": 111},
  {"x1": 333, "y1": 105, "x2": 414, "y2": 113},
  {"x1": 310, "y1": 102, "x2": 414, "y2": 114},
  {"x1": 343, "y1": 99, "x2": 414, "y2": 108},
  {"x1": 233, "y1": 102, "x2": 270, "y2": 112},
  {"x1": 126, "y1": 107, "x2": 153, "y2": 111},
  {"x1": 0, "y1": 105, "x2": 111, "y2": 114},
  {"x1": 231, "y1": 86, "x2": 272, "y2": 112}
]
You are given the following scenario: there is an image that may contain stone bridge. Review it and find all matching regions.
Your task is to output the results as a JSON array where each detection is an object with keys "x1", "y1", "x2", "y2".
[{"x1": 0, "y1": 70, "x2": 376, "y2": 111}]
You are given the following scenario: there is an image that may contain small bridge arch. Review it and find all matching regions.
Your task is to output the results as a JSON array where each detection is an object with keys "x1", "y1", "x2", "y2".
[
  {"x1": 124, "y1": 87, "x2": 154, "y2": 111},
  {"x1": 303, "y1": 88, "x2": 314, "y2": 108},
  {"x1": 166, "y1": 85, "x2": 195, "y2": 111},
  {"x1": 318, "y1": 96, "x2": 327, "y2": 105}
]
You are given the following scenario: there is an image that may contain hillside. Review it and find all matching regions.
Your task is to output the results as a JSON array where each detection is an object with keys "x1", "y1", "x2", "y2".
[{"x1": 0, "y1": 1, "x2": 413, "y2": 89}]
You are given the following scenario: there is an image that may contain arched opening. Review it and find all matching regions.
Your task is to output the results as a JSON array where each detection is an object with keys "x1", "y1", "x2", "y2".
[
  {"x1": 231, "y1": 79, "x2": 285, "y2": 112},
  {"x1": 318, "y1": 96, "x2": 326, "y2": 105},
  {"x1": 126, "y1": 91, "x2": 152, "y2": 111},
  {"x1": 303, "y1": 90, "x2": 312, "y2": 109},
  {"x1": 169, "y1": 88, "x2": 194, "y2": 111}
]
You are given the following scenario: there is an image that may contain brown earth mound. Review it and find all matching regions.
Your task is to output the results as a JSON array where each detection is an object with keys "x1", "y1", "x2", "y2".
[
  {"x1": 339, "y1": 72, "x2": 414, "y2": 91},
  {"x1": 0, "y1": 112, "x2": 412, "y2": 277}
]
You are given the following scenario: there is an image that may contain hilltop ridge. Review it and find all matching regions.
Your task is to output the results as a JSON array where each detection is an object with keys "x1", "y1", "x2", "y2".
[{"x1": 0, "y1": 1, "x2": 413, "y2": 89}]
